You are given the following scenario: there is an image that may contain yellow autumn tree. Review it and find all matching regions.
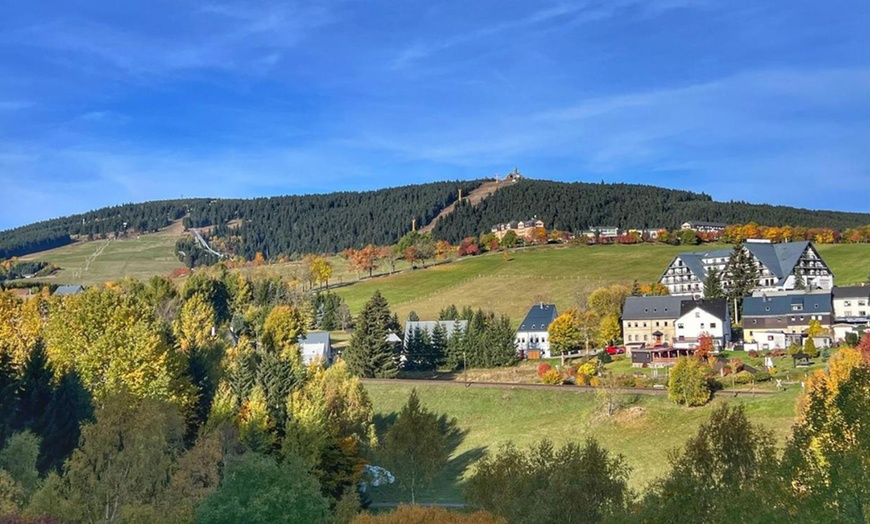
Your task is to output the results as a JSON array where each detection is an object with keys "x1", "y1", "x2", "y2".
[
  {"x1": 0, "y1": 290, "x2": 46, "y2": 371},
  {"x1": 261, "y1": 305, "x2": 305, "y2": 359},
  {"x1": 548, "y1": 309, "x2": 583, "y2": 356},
  {"x1": 174, "y1": 293, "x2": 217, "y2": 352},
  {"x1": 598, "y1": 314, "x2": 622, "y2": 346},
  {"x1": 238, "y1": 385, "x2": 275, "y2": 453}
]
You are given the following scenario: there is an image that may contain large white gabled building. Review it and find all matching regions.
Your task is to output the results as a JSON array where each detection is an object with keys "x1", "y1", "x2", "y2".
[{"x1": 659, "y1": 240, "x2": 833, "y2": 298}]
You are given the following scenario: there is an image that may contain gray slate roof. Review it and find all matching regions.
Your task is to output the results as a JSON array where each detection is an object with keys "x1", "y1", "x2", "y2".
[
  {"x1": 622, "y1": 296, "x2": 688, "y2": 320},
  {"x1": 517, "y1": 304, "x2": 558, "y2": 332},
  {"x1": 53, "y1": 285, "x2": 84, "y2": 296},
  {"x1": 679, "y1": 298, "x2": 729, "y2": 321},
  {"x1": 833, "y1": 286, "x2": 870, "y2": 299},
  {"x1": 672, "y1": 241, "x2": 812, "y2": 285},
  {"x1": 404, "y1": 320, "x2": 468, "y2": 341},
  {"x1": 299, "y1": 331, "x2": 331, "y2": 365},
  {"x1": 299, "y1": 331, "x2": 331, "y2": 347},
  {"x1": 743, "y1": 292, "x2": 833, "y2": 317}
]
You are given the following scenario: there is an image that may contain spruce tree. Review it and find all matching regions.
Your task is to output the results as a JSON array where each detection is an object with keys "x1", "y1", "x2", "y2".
[
  {"x1": 0, "y1": 351, "x2": 18, "y2": 446},
  {"x1": 40, "y1": 370, "x2": 93, "y2": 473},
  {"x1": 15, "y1": 339, "x2": 53, "y2": 435},
  {"x1": 725, "y1": 244, "x2": 759, "y2": 319},
  {"x1": 344, "y1": 291, "x2": 398, "y2": 378},
  {"x1": 631, "y1": 280, "x2": 641, "y2": 297},
  {"x1": 439, "y1": 305, "x2": 459, "y2": 321},
  {"x1": 793, "y1": 267, "x2": 806, "y2": 291},
  {"x1": 703, "y1": 268, "x2": 724, "y2": 299},
  {"x1": 430, "y1": 322, "x2": 448, "y2": 370},
  {"x1": 407, "y1": 311, "x2": 420, "y2": 322}
]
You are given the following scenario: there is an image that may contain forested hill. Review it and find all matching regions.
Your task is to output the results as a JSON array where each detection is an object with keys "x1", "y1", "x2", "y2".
[
  {"x1": 0, "y1": 199, "x2": 203, "y2": 259},
  {"x1": 0, "y1": 181, "x2": 481, "y2": 259},
  {"x1": 432, "y1": 179, "x2": 870, "y2": 242},
  {"x1": 182, "y1": 181, "x2": 482, "y2": 259}
]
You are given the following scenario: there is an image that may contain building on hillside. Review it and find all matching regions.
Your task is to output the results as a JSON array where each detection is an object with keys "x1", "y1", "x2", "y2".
[
  {"x1": 831, "y1": 285, "x2": 870, "y2": 342},
  {"x1": 659, "y1": 240, "x2": 833, "y2": 298},
  {"x1": 742, "y1": 291, "x2": 834, "y2": 349},
  {"x1": 490, "y1": 218, "x2": 544, "y2": 240},
  {"x1": 515, "y1": 303, "x2": 558, "y2": 359},
  {"x1": 403, "y1": 320, "x2": 468, "y2": 348},
  {"x1": 299, "y1": 331, "x2": 332, "y2": 367},
  {"x1": 589, "y1": 226, "x2": 620, "y2": 239},
  {"x1": 53, "y1": 284, "x2": 85, "y2": 296},
  {"x1": 681, "y1": 221, "x2": 727, "y2": 233},
  {"x1": 673, "y1": 298, "x2": 731, "y2": 349},
  {"x1": 621, "y1": 296, "x2": 688, "y2": 347}
]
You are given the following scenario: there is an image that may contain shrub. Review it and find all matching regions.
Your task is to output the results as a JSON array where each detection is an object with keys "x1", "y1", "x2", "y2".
[
  {"x1": 804, "y1": 337, "x2": 818, "y2": 358},
  {"x1": 731, "y1": 358, "x2": 744, "y2": 372},
  {"x1": 540, "y1": 369, "x2": 563, "y2": 385},
  {"x1": 747, "y1": 350, "x2": 759, "y2": 358},
  {"x1": 721, "y1": 366, "x2": 732, "y2": 376},
  {"x1": 589, "y1": 376, "x2": 601, "y2": 388},
  {"x1": 733, "y1": 371, "x2": 754, "y2": 385},
  {"x1": 787, "y1": 342, "x2": 802, "y2": 356},
  {"x1": 634, "y1": 377, "x2": 648, "y2": 389},
  {"x1": 771, "y1": 349, "x2": 785, "y2": 357},
  {"x1": 612, "y1": 355, "x2": 625, "y2": 362},
  {"x1": 536, "y1": 362, "x2": 552, "y2": 378},
  {"x1": 598, "y1": 351, "x2": 612, "y2": 364},
  {"x1": 668, "y1": 357, "x2": 711, "y2": 407},
  {"x1": 575, "y1": 374, "x2": 590, "y2": 387},
  {"x1": 616, "y1": 375, "x2": 636, "y2": 388},
  {"x1": 753, "y1": 371, "x2": 771, "y2": 382},
  {"x1": 577, "y1": 362, "x2": 597, "y2": 378}
]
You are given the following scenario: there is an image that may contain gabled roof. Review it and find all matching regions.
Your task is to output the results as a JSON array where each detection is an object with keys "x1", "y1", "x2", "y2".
[
  {"x1": 679, "y1": 298, "x2": 729, "y2": 321},
  {"x1": 622, "y1": 296, "x2": 688, "y2": 320},
  {"x1": 669, "y1": 241, "x2": 815, "y2": 285},
  {"x1": 299, "y1": 331, "x2": 331, "y2": 365},
  {"x1": 743, "y1": 292, "x2": 833, "y2": 317},
  {"x1": 833, "y1": 286, "x2": 870, "y2": 299},
  {"x1": 404, "y1": 320, "x2": 468, "y2": 340},
  {"x1": 518, "y1": 304, "x2": 558, "y2": 332},
  {"x1": 299, "y1": 331, "x2": 331, "y2": 347},
  {"x1": 53, "y1": 285, "x2": 84, "y2": 296}
]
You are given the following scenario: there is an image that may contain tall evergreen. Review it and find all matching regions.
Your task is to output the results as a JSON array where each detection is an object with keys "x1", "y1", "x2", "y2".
[
  {"x1": 14, "y1": 339, "x2": 54, "y2": 435},
  {"x1": 703, "y1": 268, "x2": 724, "y2": 299},
  {"x1": 344, "y1": 291, "x2": 398, "y2": 378},
  {"x1": 0, "y1": 351, "x2": 18, "y2": 445},
  {"x1": 40, "y1": 370, "x2": 93, "y2": 473},
  {"x1": 631, "y1": 280, "x2": 642, "y2": 297},
  {"x1": 430, "y1": 322, "x2": 448, "y2": 370},
  {"x1": 793, "y1": 267, "x2": 806, "y2": 290},
  {"x1": 726, "y1": 244, "x2": 760, "y2": 320},
  {"x1": 404, "y1": 327, "x2": 432, "y2": 371},
  {"x1": 439, "y1": 305, "x2": 459, "y2": 321}
]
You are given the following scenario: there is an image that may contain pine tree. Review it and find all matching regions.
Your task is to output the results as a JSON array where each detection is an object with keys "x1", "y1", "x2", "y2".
[
  {"x1": 439, "y1": 305, "x2": 459, "y2": 321},
  {"x1": 344, "y1": 291, "x2": 398, "y2": 378},
  {"x1": 0, "y1": 352, "x2": 18, "y2": 446},
  {"x1": 631, "y1": 280, "x2": 641, "y2": 297},
  {"x1": 407, "y1": 311, "x2": 420, "y2": 322},
  {"x1": 703, "y1": 268, "x2": 724, "y2": 299},
  {"x1": 794, "y1": 267, "x2": 806, "y2": 291},
  {"x1": 726, "y1": 243, "x2": 759, "y2": 319},
  {"x1": 14, "y1": 339, "x2": 54, "y2": 435},
  {"x1": 404, "y1": 327, "x2": 432, "y2": 371},
  {"x1": 40, "y1": 370, "x2": 93, "y2": 473},
  {"x1": 429, "y1": 322, "x2": 448, "y2": 370}
]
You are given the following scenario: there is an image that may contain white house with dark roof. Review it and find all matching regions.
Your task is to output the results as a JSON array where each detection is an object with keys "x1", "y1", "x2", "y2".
[
  {"x1": 299, "y1": 331, "x2": 332, "y2": 367},
  {"x1": 659, "y1": 240, "x2": 833, "y2": 298},
  {"x1": 515, "y1": 303, "x2": 558, "y2": 359},
  {"x1": 673, "y1": 299, "x2": 731, "y2": 349}
]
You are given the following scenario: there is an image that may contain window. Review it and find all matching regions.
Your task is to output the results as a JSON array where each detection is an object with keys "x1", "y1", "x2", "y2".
[
  {"x1": 710, "y1": 322, "x2": 717, "y2": 329},
  {"x1": 859, "y1": 301, "x2": 867, "y2": 307},
  {"x1": 861, "y1": 311, "x2": 867, "y2": 317},
  {"x1": 845, "y1": 311, "x2": 854, "y2": 317},
  {"x1": 768, "y1": 335, "x2": 775, "y2": 341},
  {"x1": 655, "y1": 321, "x2": 660, "y2": 327},
  {"x1": 845, "y1": 301, "x2": 852, "y2": 307},
  {"x1": 752, "y1": 319, "x2": 758, "y2": 324},
  {"x1": 664, "y1": 321, "x2": 669, "y2": 327},
  {"x1": 677, "y1": 323, "x2": 684, "y2": 329},
  {"x1": 695, "y1": 312, "x2": 701, "y2": 318},
  {"x1": 792, "y1": 304, "x2": 803, "y2": 311},
  {"x1": 700, "y1": 322, "x2": 705, "y2": 329},
  {"x1": 644, "y1": 335, "x2": 648, "y2": 341},
  {"x1": 643, "y1": 322, "x2": 647, "y2": 327}
]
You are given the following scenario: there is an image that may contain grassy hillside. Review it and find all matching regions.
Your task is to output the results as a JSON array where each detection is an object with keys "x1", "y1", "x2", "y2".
[
  {"x1": 18, "y1": 223, "x2": 185, "y2": 287},
  {"x1": 365, "y1": 382, "x2": 801, "y2": 503},
  {"x1": 336, "y1": 243, "x2": 870, "y2": 322}
]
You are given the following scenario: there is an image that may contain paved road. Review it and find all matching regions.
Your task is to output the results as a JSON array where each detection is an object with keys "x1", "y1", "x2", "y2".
[{"x1": 361, "y1": 377, "x2": 775, "y2": 397}]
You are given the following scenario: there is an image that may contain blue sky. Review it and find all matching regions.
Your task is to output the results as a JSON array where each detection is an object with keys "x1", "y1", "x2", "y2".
[{"x1": 1, "y1": 1, "x2": 868, "y2": 230}]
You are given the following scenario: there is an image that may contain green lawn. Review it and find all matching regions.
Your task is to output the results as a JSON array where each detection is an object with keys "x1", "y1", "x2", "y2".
[
  {"x1": 364, "y1": 382, "x2": 801, "y2": 504},
  {"x1": 18, "y1": 225, "x2": 185, "y2": 287},
  {"x1": 337, "y1": 243, "x2": 870, "y2": 322}
]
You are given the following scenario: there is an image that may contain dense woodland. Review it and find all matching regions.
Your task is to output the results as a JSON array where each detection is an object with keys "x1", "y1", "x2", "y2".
[
  {"x1": 5, "y1": 178, "x2": 870, "y2": 263},
  {"x1": 433, "y1": 179, "x2": 870, "y2": 243}
]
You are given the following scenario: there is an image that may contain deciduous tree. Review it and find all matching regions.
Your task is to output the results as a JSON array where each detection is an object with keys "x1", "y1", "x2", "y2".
[{"x1": 667, "y1": 357, "x2": 710, "y2": 407}]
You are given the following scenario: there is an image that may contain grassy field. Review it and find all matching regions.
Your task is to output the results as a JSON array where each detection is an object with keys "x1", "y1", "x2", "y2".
[
  {"x1": 365, "y1": 382, "x2": 801, "y2": 504},
  {"x1": 18, "y1": 223, "x2": 186, "y2": 287},
  {"x1": 336, "y1": 243, "x2": 870, "y2": 322}
]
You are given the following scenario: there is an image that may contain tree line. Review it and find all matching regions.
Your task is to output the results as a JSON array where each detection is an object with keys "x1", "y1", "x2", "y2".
[{"x1": 432, "y1": 178, "x2": 870, "y2": 242}]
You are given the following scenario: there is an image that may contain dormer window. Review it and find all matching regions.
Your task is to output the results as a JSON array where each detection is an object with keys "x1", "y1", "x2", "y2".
[{"x1": 792, "y1": 304, "x2": 803, "y2": 311}]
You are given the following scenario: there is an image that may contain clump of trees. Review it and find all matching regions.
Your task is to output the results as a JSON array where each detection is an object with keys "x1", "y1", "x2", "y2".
[{"x1": 667, "y1": 357, "x2": 711, "y2": 407}]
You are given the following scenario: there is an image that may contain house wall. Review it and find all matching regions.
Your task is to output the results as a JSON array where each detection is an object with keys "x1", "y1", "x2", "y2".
[
  {"x1": 747, "y1": 330, "x2": 788, "y2": 350},
  {"x1": 834, "y1": 296, "x2": 870, "y2": 319},
  {"x1": 516, "y1": 330, "x2": 551, "y2": 357},
  {"x1": 674, "y1": 308, "x2": 731, "y2": 347},
  {"x1": 622, "y1": 318, "x2": 678, "y2": 345}
]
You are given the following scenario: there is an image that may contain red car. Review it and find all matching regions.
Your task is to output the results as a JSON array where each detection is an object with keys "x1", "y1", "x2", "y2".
[{"x1": 605, "y1": 345, "x2": 626, "y2": 355}]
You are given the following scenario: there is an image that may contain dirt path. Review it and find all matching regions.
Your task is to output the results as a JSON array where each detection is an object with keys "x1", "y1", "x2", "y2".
[{"x1": 419, "y1": 179, "x2": 503, "y2": 233}]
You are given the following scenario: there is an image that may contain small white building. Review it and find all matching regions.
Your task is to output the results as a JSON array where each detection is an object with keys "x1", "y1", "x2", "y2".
[
  {"x1": 299, "y1": 331, "x2": 332, "y2": 367},
  {"x1": 673, "y1": 299, "x2": 731, "y2": 349},
  {"x1": 515, "y1": 303, "x2": 558, "y2": 359}
]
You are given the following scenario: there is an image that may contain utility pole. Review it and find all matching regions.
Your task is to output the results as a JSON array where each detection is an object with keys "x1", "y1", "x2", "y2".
[
  {"x1": 464, "y1": 351, "x2": 468, "y2": 385},
  {"x1": 412, "y1": 218, "x2": 416, "y2": 232}
]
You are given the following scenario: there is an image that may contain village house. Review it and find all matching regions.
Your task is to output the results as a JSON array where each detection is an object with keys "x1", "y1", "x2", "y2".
[
  {"x1": 403, "y1": 320, "x2": 468, "y2": 348},
  {"x1": 515, "y1": 303, "x2": 558, "y2": 359},
  {"x1": 831, "y1": 285, "x2": 870, "y2": 342},
  {"x1": 673, "y1": 298, "x2": 731, "y2": 349},
  {"x1": 299, "y1": 331, "x2": 332, "y2": 367},
  {"x1": 621, "y1": 296, "x2": 687, "y2": 347},
  {"x1": 659, "y1": 240, "x2": 834, "y2": 297},
  {"x1": 53, "y1": 284, "x2": 85, "y2": 296},
  {"x1": 490, "y1": 218, "x2": 544, "y2": 240},
  {"x1": 681, "y1": 221, "x2": 727, "y2": 233},
  {"x1": 742, "y1": 291, "x2": 834, "y2": 349}
]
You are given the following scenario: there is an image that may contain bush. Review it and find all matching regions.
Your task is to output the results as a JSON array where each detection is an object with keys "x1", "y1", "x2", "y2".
[
  {"x1": 597, "y1": 351, "x2": 612, "y2": 364},
  {"x1": 753, "y1": 371, "x2": 771, "y2": 382},
  {"x1": 771, "y1": 348, "x2": 785, "y2": 357},
  {"x1": 612, "y1": 355, "x2": 625, "y2": 362},
  {"x1": 731, "y1": 358, "x2": 744, "y2": 372},
  {"x1": 589, "y1": 376, "x2": 601, "y2": 388},
  {"x1": 747, "y1": 350, "x2": 759, "y2": 358},
  {"x1": 733, "y1": 371, "x2": 754, "y2": 385},
  {"x1": 634, "y1": 377, "x2": 648, "y2": 388},
  {"x1": 536, "y1": 362, "x2": 552, "y2": 378},
  {"x1": 668, "y1": 357, "x2": 711, "y2": 407},
  {"x1": 575, "y1": 374, "x2": 590, "y2": 386},
  {"x1": 577, "y1": 362, "x2": 597, "y2": 378},
  {"x1": 540, "y1": 369, "x2": 563, "y2": 385},
  {"x1": 721, "y1": 366, "x2": 732, "y2": 376}
]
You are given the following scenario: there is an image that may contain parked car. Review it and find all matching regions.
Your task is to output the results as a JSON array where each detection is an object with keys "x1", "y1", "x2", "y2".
[{"x1": 605, "y1": 345, "x2": 626, "y2": 355}]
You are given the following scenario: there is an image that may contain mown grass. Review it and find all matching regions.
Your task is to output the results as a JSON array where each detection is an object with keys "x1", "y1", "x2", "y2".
[
  {"x1": 337, "y1": 243, "x2": 870, "y2": 322},
  {"x1": 365, "y1": 382, "x2": 801, "y2": 504}
]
